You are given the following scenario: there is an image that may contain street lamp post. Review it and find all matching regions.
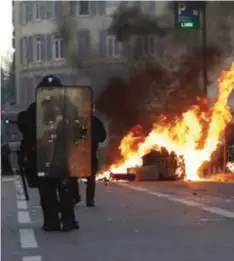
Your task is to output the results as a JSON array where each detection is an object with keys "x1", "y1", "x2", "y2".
[{"x1": 201, "y1": 1, "x2": 207, "y2": 97}]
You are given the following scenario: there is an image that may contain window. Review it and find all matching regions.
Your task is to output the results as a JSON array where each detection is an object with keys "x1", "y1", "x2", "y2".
[
  {"x1": 35, "y1": 37, "x2": 42, "y2": 61},
  {"x1": 79, "y1": 1, "x2": 89, "y2": 15},
  {"x1": 34, "y1": 2, "x2": 41, "y2": 20},
  {"x1": 140, "y1": 35, "x2": 156, "y2": 56},
  {"x1": 52, "y1": 36, "x2": 64, "y2": 59},
  {"x1": 107, "y1": 36, "x2": 121, "y2": 58},
  {"x1": 106, "y1": 1, "x2": 119, "y2": 16},
  {"x1": 23, "y1": 38, "x2": 27, "y2": 64}
]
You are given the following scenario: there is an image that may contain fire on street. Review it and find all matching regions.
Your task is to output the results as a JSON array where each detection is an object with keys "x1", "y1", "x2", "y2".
[{"x1": 98, "y1": 63, "x2": 234, "y2": 183}]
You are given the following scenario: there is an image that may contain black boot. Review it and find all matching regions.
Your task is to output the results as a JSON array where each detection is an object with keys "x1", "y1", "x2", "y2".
[
  {"x1": 73, "y1": 195, "x2": 81, "y2": 206},
  {"x1": 62, "y1": 220, "x2": 80, "y2": 232},
  {"x1": 42, "y1": 222, "x2": 61, "y2": 231},
  {"x1": 86, "y1": 199, "x2": 95, "y2": 207}
]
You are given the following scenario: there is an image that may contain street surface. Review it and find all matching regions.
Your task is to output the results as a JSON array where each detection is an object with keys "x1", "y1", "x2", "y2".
[{"x1": 2, "y1": 175, "x2": 234, "y2": 261}]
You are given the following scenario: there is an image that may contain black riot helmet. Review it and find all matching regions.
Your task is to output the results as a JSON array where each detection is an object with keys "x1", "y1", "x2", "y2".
[
  {"x1": 37, "y1": 75, "x2": 64, "y2": 125},
  {"x1": 27, "y1": 75, "x2": 63, "y2": 125},
  {"x1": 38, "y1": 75, "x2": 62, "y2": 88}
]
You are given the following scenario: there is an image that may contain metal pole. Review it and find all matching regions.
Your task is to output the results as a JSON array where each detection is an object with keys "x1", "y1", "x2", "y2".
[
  {"x1": 201, "y1": 2, "x2": 211, "y2": 176},
  {"x1": 202, "y1": 1, "x2": 207, "y2": 96},
  {"x1": 223, "y1": 136, "x2": 227, "y2": 173}
]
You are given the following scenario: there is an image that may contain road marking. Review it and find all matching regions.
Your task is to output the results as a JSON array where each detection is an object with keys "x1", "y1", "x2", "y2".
[
  {"x1": 170, "y1": 197, "x2": 201, "y2": 207},
  {"x1": 17, "y1": 200, "x2": 28, "y2": 210},
  {"x1": 18, "y1": 211, "x2": 32, "y2": 224},
  {"x1": 120, "y1": 183, "x2": 234, "y2": 219},
  {"x1": 201, "y1": 206, "x2": 234, "y2": 218},
  {"x1": 17, "y1": 195, "x2": 26, "y2": 200},
  {"x1": 17, "y1": 191, "x2": 24, "y2": 196},
  {"x1": 146, "y1": 190, "x2": 170, "y2": 198},
  {"x1": 2, "y1": 177, "x2": 15, "y2": 182},
  {"x1": 22, "y1": 256, "x2": 42, "y2": 261},
  {"x1": 19, "y1": 229, "x2": 38, "y2": 249}
]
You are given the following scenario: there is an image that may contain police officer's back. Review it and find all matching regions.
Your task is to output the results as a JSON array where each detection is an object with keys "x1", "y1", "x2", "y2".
[
  {"x1": 71, "y1": 109, "x2": 107, "y2": 207},
  {"x1": 25, "y1": 75, "x2": 79, "y2": 232},
  {"x1": 87, "y1": 114, "x2": 107, "y2": 207}
]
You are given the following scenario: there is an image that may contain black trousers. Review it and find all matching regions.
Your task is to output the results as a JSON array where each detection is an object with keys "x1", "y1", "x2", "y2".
[
  {"x1": 38, "y1": 177, "x2": 75, "y2": 226},
  {"x1": 70, "y1": 177, "x2": 80, "y2": 200},
  {"x1": 71, "y1": 164, "x2": 97, "y2": 203},
  {"x1": 2, "y1": 154, "x2": 13, "y2": 175},
  {"x1": 86, "y1": 160, "x2": 98, "y2": 202},
  {"x1": 86, "y1": 172, "x2": 96, "y2": 203}
]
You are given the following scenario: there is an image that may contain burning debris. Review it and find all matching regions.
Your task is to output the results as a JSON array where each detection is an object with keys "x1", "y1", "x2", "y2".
[
  {"x1": 98, "y1": 63, "x2": 234, "y2": 182},
  {"x1": 227, "y1": 162, "x2": 234, "y2": 172}
]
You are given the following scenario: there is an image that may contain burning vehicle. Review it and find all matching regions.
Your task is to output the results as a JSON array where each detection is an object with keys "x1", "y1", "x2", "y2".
[{"x1": 98, "y1": 63, "x2": 234, "y2": 182}]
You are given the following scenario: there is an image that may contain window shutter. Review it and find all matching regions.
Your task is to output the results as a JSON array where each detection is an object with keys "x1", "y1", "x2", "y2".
[
  {"x1": 90, "y1": 1, "x2": 96, "y2": 16},
  {"x1": 115, "y1": 39, "x2": 121, "y2": 56},
  {"x1": 26, "y1": 2, "x2": 33, "y2": 23},
  {"x1": 107, "y1": 38, "x2": 113, "y2": 57},
  {"x1": 26, "y1": 36, "x2": 33, "y2": 63},
  {"x1": 99, "y1": 30, "x2": 107, "y2": 57},
  {"x1": 98, "y1": 1, "x2": 106, "y2": 15},
  {"x1": 20, "y1": 77, "x2": 25, "y2": 106},
  {"x1": 19, "y1": 2, "x2": 24, "y2": 25},
  {"x1": 69, "y1": 1, "x2": 77, "y2": 16},
  {"x1": 46, "y1": 34, "x2": 53, "y2": 61},
  {"x1": 41, "y1": 35, "x2": 46, "y2": 61},
  {"x1": 20, "y1": 38, "x2": 23, "y2": 64},
  {"x1": 26, "y1": 77, "x2": 34, "y2": 105},
  {"x1": 120, "y1": 1, "x2": 129, "y2": 8},
  {"x1": 25, "y1": 2, "x2": 29, "y2": 23},
  {"x1": 77, "y1": 30, "x2": 91, "y2": 58},
  {"x1": 61, "y1": 38, "x2": 67, "y2": 60},
  {"x1": 23, "y1": 76, "x2": 28, "y2": 106},
  {"x1": 46, "y1": 1, "x2": 53, "y2": 19},
  {"x1": 54, "y1": 1, "x2": 62, "y2": 18},
  {"x1": 40, "y1": 1, "x2": 46, "y2": 20},
  {"x1": 35, "y1": 75, "x2": 42, "y2": 86},
  {"x1": 148, "y1": 1, "x2": 156, "y2": 14}
]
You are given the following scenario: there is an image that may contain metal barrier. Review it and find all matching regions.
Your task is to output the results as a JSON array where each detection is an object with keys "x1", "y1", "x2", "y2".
[{"x1": 207, "y1": 144, "x2": 226, "y2": 174}]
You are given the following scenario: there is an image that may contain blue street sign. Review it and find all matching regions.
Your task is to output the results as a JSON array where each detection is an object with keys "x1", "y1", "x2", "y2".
[{"x1": 175, "y1": 2, "x2": 200, "y2": 30}]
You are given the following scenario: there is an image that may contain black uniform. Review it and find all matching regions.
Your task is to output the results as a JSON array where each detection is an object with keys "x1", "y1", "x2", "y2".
[
  {"x1": 16, "y1": 110, "x2": 35, "y2": 186},
  {"x1": 21, "y1": 75, "x2": 78, "y2": 232},
  {"x1": 87, "y1": 116, "x2": 107, "y2": 206},
  {"x1": 1, "y1": 143, "x2": 14, "y2": 175},
  {"x1": 73, "y1": 115, "x2": 107, "y2": 207}
]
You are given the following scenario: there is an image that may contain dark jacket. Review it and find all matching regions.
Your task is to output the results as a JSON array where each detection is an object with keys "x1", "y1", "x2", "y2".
[{"x1": 91, "y1": 116, "x2": 107, "y2": 168}]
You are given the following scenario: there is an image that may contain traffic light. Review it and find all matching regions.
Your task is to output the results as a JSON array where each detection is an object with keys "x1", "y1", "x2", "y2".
[{"x1": 4, "y1": 119, "x2": 10, "y2": 124}]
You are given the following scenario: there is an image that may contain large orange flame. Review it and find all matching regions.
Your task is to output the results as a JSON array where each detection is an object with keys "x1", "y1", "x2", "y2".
[{"x1": 100, "y1": 63, "x2": 234, "y2": 181}]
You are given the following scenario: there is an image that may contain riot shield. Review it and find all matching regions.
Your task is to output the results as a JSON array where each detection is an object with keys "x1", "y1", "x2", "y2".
[{"x1": 36, "y1": 85, "x2": 92, "y2": 178}]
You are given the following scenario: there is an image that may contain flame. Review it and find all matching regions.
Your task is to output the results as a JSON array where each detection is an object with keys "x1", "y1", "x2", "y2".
[
  {"x1": 227, "y1": 162, "x2": 234, "y2": 172},
  {"x1": 100, "y1": 63, "x2": 234, "y2": 181}
]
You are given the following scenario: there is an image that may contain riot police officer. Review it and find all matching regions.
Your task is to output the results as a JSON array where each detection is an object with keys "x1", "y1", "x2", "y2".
[
  {"x1": 72, "y1": 112, "x2": 107, "y2": 207},
  {"x1": 87, "y1": 114, "x2": 107, "y2": 207},
  {"x1": 25, "y1": 75, "x2": 79, "y2": 232}
]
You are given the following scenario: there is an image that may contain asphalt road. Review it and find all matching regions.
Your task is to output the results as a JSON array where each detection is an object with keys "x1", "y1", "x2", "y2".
[{"x1": 2, "y1": 176, "x2": 234, "y2": 261}]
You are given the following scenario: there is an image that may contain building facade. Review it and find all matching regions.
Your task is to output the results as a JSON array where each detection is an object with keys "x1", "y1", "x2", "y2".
[{"x1": 13, "y1": 1, "x2": 161, "y2": 109}]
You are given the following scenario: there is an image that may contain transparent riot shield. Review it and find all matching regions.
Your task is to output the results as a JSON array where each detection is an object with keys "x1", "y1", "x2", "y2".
[{"x1": 36, "y1": 85, "x2": 92, "y2": 178}]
